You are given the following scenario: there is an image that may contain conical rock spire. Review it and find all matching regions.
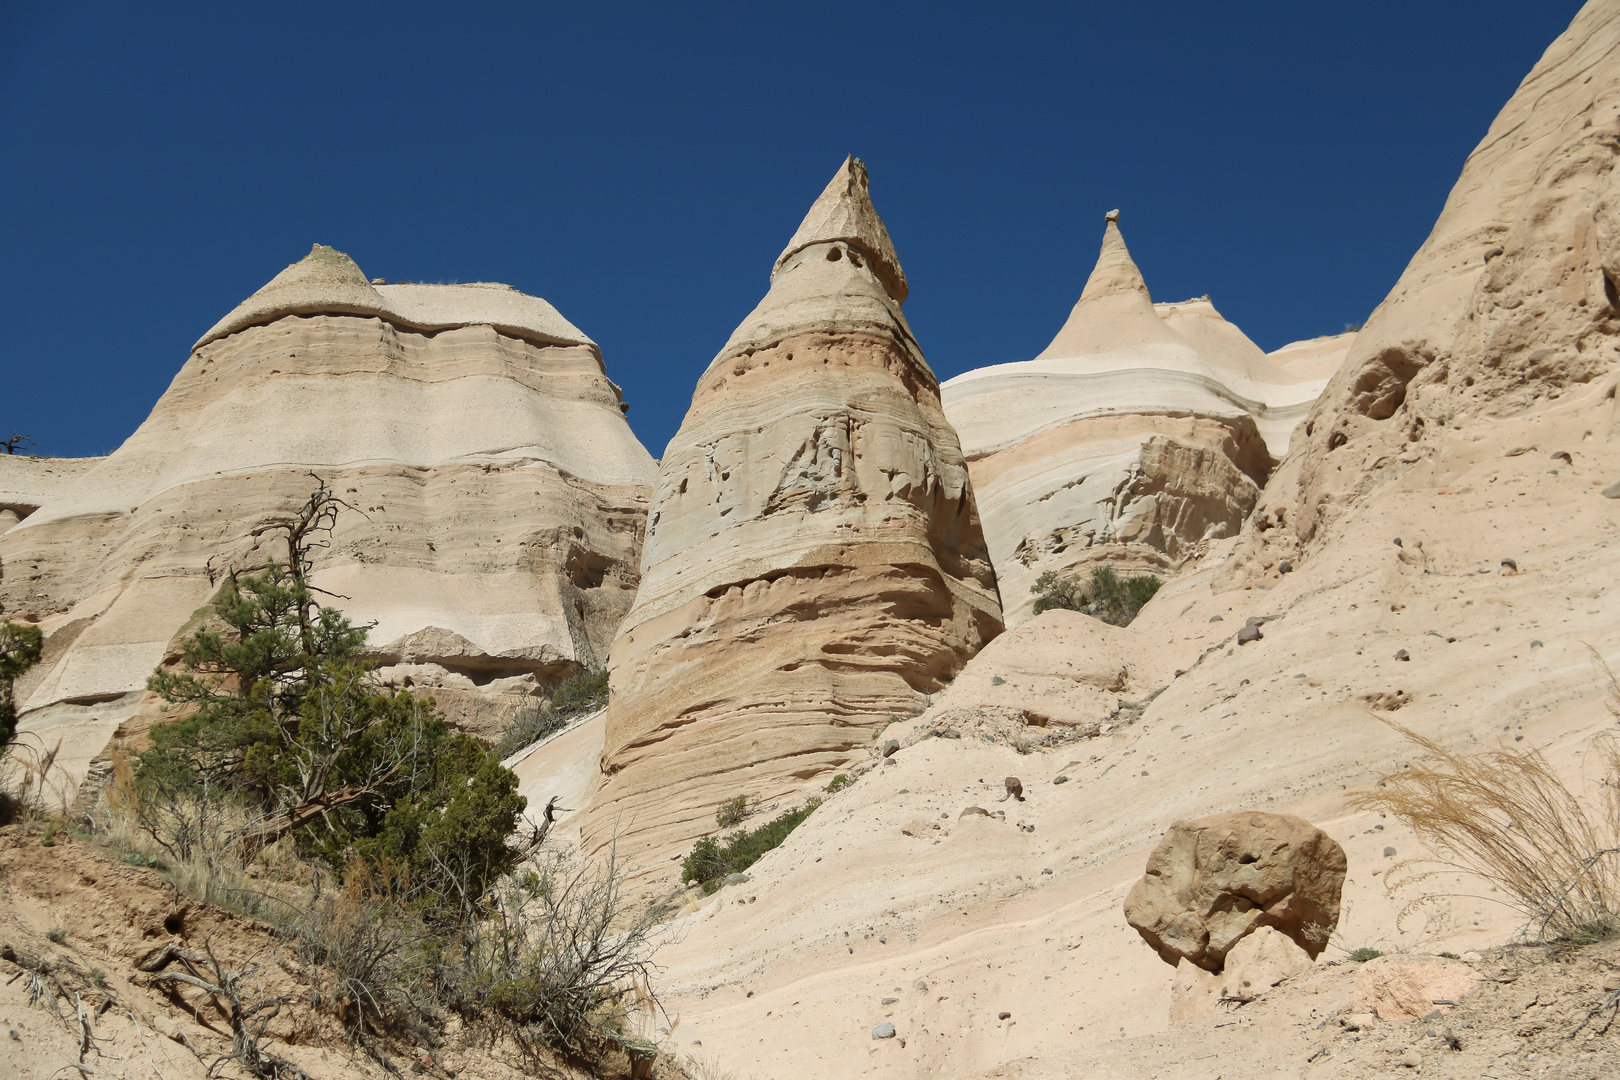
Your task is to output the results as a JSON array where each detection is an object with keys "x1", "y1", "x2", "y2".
[
  {"x1": 773, "y1": 155, "x2": 908, "y2": 303},
  {"x1": 585, "y1": 158, "x2": 1001, "y2": 872},
  {"x1": 1037, "y1": 210, "x2": 1182, "y2": 359}
]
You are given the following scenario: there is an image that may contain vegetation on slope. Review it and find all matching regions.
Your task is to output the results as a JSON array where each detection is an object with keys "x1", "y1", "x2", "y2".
[{"x1": 1031, "y1": 565, "x2": 1162, "y2": 626}]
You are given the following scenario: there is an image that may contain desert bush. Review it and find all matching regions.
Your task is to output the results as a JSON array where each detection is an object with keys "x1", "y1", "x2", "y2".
[
  {"x1": 496, "y1": 667, "x2": 609, "y2": 759},
  {"x1": 1030, "y1": 566, "x2": 1161, "y2": 626},
  {"x1": 453, "y1": 842, "x2": 670, "y2": 1058},
  {"x1": 1349, "y1": 947, "x2": 1384, "y2": 962},
  {"x1": 682, "y1": 799, "x2": 820, "y2": 893},
  {"x1": 1352, "y1": 718, "x2": 1620, "y2": 942},
  {"x1": 823, "y1": 773, "x2": 853, "y2": 795},
  {"x1": 0, "y1": 556, "x2": 44, "y2": 749},
  {"x1": 715, "y1": 794, "x2": 750, "y2": 828}
]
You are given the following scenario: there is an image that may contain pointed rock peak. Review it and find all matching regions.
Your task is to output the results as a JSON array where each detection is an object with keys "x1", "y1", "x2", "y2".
[
  {"x1": 773, "y1": 155, "x2": 908, "y2": 303},
  {"x1": 266, "y1": 243, "x2": 376, "y2": 292},
  {"x1": 1078, "y1": 209, "x2": 1151, "y2": 304}
]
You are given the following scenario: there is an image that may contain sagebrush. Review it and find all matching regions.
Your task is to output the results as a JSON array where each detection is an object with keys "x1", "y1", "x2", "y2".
[{"x1": 1030, "y1": 566, "x2": 1161, "y2": 626}]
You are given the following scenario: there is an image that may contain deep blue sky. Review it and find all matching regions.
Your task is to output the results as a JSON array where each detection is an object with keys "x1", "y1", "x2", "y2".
[{"x1": 1, "y1": 1, "x2": 1585, "y2": 461}]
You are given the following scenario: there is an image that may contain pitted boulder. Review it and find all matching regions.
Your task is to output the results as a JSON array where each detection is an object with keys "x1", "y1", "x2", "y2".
[{"x1": 1123, "y1": 811, "x2": 1346, "y2": 971}]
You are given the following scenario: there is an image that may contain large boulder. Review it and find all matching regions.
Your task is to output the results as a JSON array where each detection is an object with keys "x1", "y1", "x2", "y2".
[{"x1": 1124, "y1": 811, "x2": 1346, "y2": 971}]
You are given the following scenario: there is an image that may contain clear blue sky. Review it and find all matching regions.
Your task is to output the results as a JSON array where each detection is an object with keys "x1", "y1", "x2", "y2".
[{"x1": 0, "y1": 1, "x2": 1585, "y2": 461}]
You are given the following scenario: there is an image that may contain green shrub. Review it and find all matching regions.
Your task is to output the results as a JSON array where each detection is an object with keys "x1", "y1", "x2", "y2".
[
  {"x1": 46, "y1": 927, "x2": 65, "y2": 944},
  {"x1": 823, "y1": 774, "x2": 853, "y2": 795},
  {"x1": 715, "y1": 794, "x2": 750, "y2": 828},
  {"x1": 0, "y1": 557, "x2": 44, "y2": 749},
  {"x1": 1349, "y1": 948, "x2": 1384, "y2": 962},
  {"x1": 135, "y1": 481, "x2": 525, "y2": 920},
  {"x1": 1030, "y1": 567, "x2": 1162, "y2": 626},
  {"x1": 682, "y1": 800, "x2": 821, "y2": 894},
  {"x1": 495, "y1": 668, "x2": 609, "y2": 759}
]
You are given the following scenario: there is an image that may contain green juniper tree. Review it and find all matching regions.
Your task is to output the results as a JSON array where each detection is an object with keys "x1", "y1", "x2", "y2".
[{"x1": 138, "y1": 479, "x2": 525, "y2": 913}]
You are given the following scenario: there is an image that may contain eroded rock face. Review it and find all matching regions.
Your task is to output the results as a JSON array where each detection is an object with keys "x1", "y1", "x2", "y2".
[
  {"x1": 1124, "y1": 811, "x2": 1347, "y2": 972},
  {"x1": 943, "y1": 215, "x2": 1353, "y2": 625},
  {"x1": 585, "y1": 158, "x2": 1002, "y2": 865},
  {"x1": 1223, "y1": 0, "x2": 1620, "y2": 586},
  {"x1": 0, "y1": 245, "x2": 656, "y2": 790}
]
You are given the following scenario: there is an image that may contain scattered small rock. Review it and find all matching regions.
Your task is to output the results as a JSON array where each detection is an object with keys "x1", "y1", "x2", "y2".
[
  {"x1": 1384, "y1": 847, "x2": 1397, "y2": 857},
  {"x1": 1500, "y1": 557, "x2": 1518, "y2": 572},
  {"x1": 1237, "y1": 624, "x2": 1263, "y2": 645},
  {"x1": 1394, "y1": 649, "x2": 1410, "y2": 661},
  {"x1": 1399, "y1": 1047, "x2": 1423, "y2": 1068},
  {"x1": 1530, "y1": 639, "x2": 1544, "y2": 648},
  {"x1": 959, "y1": 806, "x2": 990, "y2": 820},
  {"x1": 872, "y1": 1022, "x2": 896, "y2": 1039},
  {"x1": 1041, "y1": 867, "x2": 1053, "y2": 875},
  {"x1": 1346, "y1": 1012, "x2": 1378, "y2": 1031},
  {"x1": 997, "y1": 1011, "x2": 1012, "y2": 1020},
  {"x1": 991, "y1": 676, "x2": 1005, "y2": 685},
  {"x1": 1603, "y1": 480, "x2": 1620, "y2": 499},
  {"x1": 1393, "y1": 537, "x2": 1402, "y2": 547},
  {"x1": 1551, "y1": 450, "x2": 1573, "y2": 465},
  {"x1": 1052, "y1": 775, "x2": 1070, "y2": 785},
  {"x1": 1209, "y1": 614, "x2": 1223, "y2": 622},
  {"x1": 882, "y1": 739, "x2": 900, "y2": 758},
  {"x1": 1603, "y1": 972, "x2": 1620, "y2": 992},
  {"x1": 1278, "y1": 560, "x2": 1294, "y2": 573},
  {"x1": 723, "y1": 872, "x2": 752, "y2": 886},
  {"x1": 881, "y1": 996, "x2": 898, "y2": 1005}
]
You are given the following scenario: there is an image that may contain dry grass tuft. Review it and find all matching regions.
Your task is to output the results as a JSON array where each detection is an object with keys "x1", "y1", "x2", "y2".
[{"x1": 1352, "y1": 714, "x2": 1620, "y2": 942}]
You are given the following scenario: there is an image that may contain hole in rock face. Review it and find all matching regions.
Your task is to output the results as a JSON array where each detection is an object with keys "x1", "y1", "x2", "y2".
[
  {"x1": 1328, "y1": 431, "x2": 1348, "y2": 450},
  {"x1": 826, "y1": 246, "x2": 843, "y2": 261},
  {"x1": 849, "y1": 251, "x2": 864, "y2": 267},
  {"x1": 164, "y1": 913, "x2": 184, "y2": 936},
  {"x1": 1605, "y1": 267, "x2": 1620, "y2": 311},
  {"x1": 1238, "y1": 853, "x2": 1258, "y2": 865}
]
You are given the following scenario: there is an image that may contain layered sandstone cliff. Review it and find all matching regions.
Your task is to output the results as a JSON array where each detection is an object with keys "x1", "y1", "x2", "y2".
[
  {"x1": 1224, "y1": 0, "x2": 1620, "y2": 586},
  {"x1": 584, "y1": 158, "x2": 1003, "y2": 865},
  {"x1": 942, "y1": 215, "x2": 1353, "y2": 625},
  {"x1": 0, "y1": 245, "x2": 656, "y2": 786}
]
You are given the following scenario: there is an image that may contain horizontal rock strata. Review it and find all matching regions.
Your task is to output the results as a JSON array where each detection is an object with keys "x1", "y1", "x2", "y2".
[
  {"x1": 0, "y1": 245, "x2": 655, "y2": 787},
  {"x1": 943, "y1": 215, "x2": 1353, "y2": 624},
  {"x1": 585, "y1": 158, "x2": 1002, "y2": 866}
]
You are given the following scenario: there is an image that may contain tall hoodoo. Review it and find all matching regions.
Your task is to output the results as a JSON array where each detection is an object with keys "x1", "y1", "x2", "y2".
[
  {"x1": 584, "y1": 157, "x2": 1002, "y2": 870},
  {"x1": 0, "y1": 245, "x2": 657, "y2": 788},
  {"x1": 942, "y1": 212, "x2": 1352, "y2": 625}
]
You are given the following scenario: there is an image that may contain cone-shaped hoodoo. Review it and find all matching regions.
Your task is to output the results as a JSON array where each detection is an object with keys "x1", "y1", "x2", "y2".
[{"x1": 583, "y1": 159, "x2": 1002, "y2": 875}]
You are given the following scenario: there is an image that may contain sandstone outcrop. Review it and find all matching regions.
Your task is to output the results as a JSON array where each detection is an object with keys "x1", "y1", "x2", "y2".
[
  {"x1": 584, "y1": 157, "x2": 1002, "y2": 865},
  {"x1": 1124, "y1": 811, "x2": 1347, "y2": 971},
  {"x1": 1223, "y1": 0, "x2": 1620, "y2": 586},
  {"x1": 942, "y1": 215, "x2": 1354, "y2": 624},
  {"x1": 0, "y1": 455, "x2": 103, "y2": 531},
  {"x1": 1352, "y1": 954, "x2": 1484, "y2": 1022},
  {"x1": 0, "y1": 244, "x2": 656, "y2": 787}
]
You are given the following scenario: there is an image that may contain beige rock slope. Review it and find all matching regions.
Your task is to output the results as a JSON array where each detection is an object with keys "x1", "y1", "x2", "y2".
[
  {"x1": 0, "y1": 455, "x2": 104, "y2": 532},
  {"x1": 1225, "y1": 0, "x2": 1620, "y2": 587},
  {"x1": 0, "y1": 245, "x2": 656, "y2": 788},
  {"x1": 583, "y1": 158, "x2": 1003, "y2": 868},
  {"x1": 942, "y1": 215, "x2": 1354, "y2": 625},
  {"x1": 598, "y1": 5, "x2": 1620, "y2": 1077}
]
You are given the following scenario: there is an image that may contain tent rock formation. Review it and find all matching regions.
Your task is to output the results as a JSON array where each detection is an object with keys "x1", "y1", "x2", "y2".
[
  {"x1": 943, "y1": 214, "x2": 1353, "y2": 624},
  {"x1": 0, "y1": 245, "x2": 656, "y2": 787},
  {"x1": 584, "y1": 157, "x2": 1003, "y2": 869}
]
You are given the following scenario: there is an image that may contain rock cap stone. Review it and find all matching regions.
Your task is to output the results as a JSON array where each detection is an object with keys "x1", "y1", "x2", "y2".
[{"x1": 773, "y1": 155, "x2": 908, "y2": 303}]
